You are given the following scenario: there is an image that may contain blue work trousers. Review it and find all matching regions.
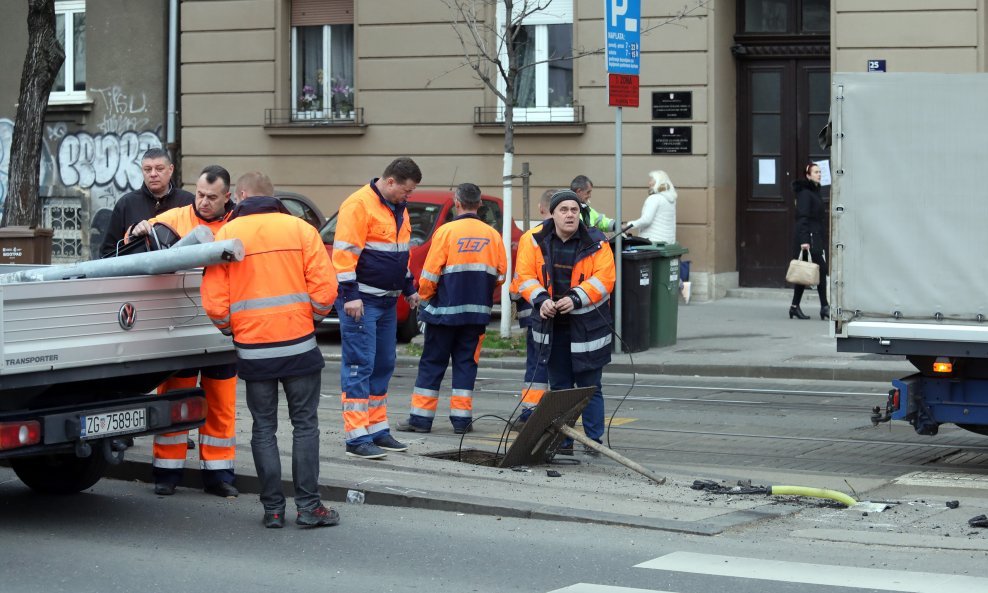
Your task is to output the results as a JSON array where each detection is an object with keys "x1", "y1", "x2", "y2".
[
  {"x1": 407, "y1": 323, "x2": 485, "y2": 431},
  {"x1": 546, "y1": 322, "x2": 605, "y2": 443},
  {"x1": 338, "y1": 297, "x2": 397, "y2": 446}
]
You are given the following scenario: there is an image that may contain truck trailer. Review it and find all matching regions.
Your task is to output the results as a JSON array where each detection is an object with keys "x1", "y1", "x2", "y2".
[{"x1": 831, "y1": 72, "x2": 988, "y2": 437}]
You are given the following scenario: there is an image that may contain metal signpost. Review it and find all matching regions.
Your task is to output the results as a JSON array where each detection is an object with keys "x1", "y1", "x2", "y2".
[{"x1": 606, "y1": 0, "x2": 640, "y2": 353}]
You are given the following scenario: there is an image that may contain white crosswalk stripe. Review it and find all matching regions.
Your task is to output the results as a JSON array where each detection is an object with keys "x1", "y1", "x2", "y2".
[
  {"x1": 635, "y1": 551, "x2": 988, "y2": 593},
  {"x1": 548, "y1": 586, "x2": 671, "y2": 593}
]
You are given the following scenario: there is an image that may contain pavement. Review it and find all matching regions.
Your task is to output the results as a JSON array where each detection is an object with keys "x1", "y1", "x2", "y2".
[{"x1": 103, "y1": 290, "x2": 988, "y2": 546}]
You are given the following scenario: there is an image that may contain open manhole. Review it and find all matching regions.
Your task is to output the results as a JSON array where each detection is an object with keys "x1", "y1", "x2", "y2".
[
  {"x1": 422, "y1": 388, "x2": 594, "y2": 468},
  {"x1": 423, "y1": 448, "x2": 503, "y2": 466}
]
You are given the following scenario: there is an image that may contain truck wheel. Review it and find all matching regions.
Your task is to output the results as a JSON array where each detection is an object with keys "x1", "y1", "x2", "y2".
[
  {"x1": 957, "y1": 424, "x2": 988, "y2": 437},
  {"x1": 10, "y1": 452, "x2": 107, "y2": 494},
  {"x1": 397, "y1": 307, "x2": 419, "y2": 343}
]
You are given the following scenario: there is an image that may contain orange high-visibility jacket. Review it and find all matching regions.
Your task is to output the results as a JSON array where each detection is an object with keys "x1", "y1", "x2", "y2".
[
  {"x1": 509, "y1": 222, "x2": 544, "y2": 328},
  {"x1": 201, "y1": 197, "x2": 337, "y2": 380},
  {"x1": 514, "y1": 220, "x2": 615, "y2": 371},
  {"x1": 332, "y1": 181, "x2": 415, "y2": 303},
  {"x1": 139, "y1": 202, "x2": 230, "y2": 240},
  {"x1": 418, "y1": 213, "x2": 506, "y2": 326}
]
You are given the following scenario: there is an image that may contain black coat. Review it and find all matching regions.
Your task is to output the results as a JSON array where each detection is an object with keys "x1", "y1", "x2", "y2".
[
  {"x1": 98, "y1": 183, "x2": 195, "y2": 258},
  {"x1": 792, "y1": 178, "x2": 826, "y2": 255}
]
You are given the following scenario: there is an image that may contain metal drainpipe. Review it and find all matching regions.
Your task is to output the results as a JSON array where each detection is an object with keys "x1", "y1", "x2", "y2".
[{"x1": 166, "y1": 0, "x2": 178, "y2": 160}]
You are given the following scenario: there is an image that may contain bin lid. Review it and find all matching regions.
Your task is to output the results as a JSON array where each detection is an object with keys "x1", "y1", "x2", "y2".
[
  {"x1": 0, "y1": 226, "x2": 53, "y2": 238},
  {"x1": 636, "y1": 242, "x2": 688, "y2": 257}
]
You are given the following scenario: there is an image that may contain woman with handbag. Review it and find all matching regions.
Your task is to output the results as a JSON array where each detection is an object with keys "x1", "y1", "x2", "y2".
[{"x1": 789, "y1": 163, "x2": 830, "y2": 320}]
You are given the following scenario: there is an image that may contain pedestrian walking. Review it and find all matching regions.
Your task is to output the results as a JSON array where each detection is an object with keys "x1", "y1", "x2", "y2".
[
  {"x1": 395, "y1": 183, "x2": 506, "y2": 434},
  {"x1": 333, "y1": 157, "x2": 422, "y2": 459},
  {"x1": 789, "y1": 162, "x2": 830, "y2": 321},
  {"x1": 201, "y1": 171, "x2": 340, "y2": 529},
  {"x1": 514, "y1": 191, "x2": 616, "y2": 454}
]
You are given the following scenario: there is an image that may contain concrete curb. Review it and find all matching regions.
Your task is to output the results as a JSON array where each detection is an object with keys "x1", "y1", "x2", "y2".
[
  {"x1": 365, "y1": 354, "x2": 907, "y2": 384},
  {"x1": 103, "y1": 459, "x2": 799, "y2": 535}
]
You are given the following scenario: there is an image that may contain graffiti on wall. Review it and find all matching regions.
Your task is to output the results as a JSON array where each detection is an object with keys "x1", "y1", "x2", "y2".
[{"x1": 0, "y1": 85, "x2": 163, "y2": 261}]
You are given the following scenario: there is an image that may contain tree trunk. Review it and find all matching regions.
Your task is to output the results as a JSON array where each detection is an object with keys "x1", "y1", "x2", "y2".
[{"x1": 2, "y1": 0, "x2": 64, "y2": 228}]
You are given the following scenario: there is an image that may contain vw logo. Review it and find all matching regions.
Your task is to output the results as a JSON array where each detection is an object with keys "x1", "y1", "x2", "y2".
[{"x1": 118, "y1": 302, "x2": 137, "y2": 330}]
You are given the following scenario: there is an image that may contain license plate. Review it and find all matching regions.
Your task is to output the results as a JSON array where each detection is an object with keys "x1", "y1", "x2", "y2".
[{"x1": 80, "y1": 407, "x2": 147, "y2": 439}]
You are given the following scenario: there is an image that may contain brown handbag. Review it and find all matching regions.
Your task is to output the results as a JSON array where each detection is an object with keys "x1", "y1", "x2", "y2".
[{"x1": 786, "y1": 249, "x2": 819, "y2": 286}]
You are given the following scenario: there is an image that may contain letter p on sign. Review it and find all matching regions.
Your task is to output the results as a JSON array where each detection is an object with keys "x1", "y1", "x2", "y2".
[{"x1": 611, "y1": 0, "x2": 628, "y2": 27}]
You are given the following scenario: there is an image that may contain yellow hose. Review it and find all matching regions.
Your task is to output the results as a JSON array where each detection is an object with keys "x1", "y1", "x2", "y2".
[{"x1": 770, "y1": 485, "x2": 858, "y2": 507}]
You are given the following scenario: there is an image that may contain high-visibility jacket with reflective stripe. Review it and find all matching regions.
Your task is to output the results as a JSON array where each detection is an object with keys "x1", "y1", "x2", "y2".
[
  {"x1": 510, "y1": 222, "x2": 544, "y2": 329},
  {"x1": 515, "y1": 220, "x2": 615, "y2": 372},
  {"x1": 419, "y1": 213, "x2": 506, "y2": 326},
  {"x1": 581, "y1": 204, "x2": 616, "y2": 233},
  {"x1": 148, "y1": 203, "x2": 229, "y2": 239},
  {"x1": 332, "y1": 181, "x2": 415, "y2": 303},
  {"x1": 123, "y1": 202, "x2": 231, "y2": 244},
  {"x1": 201, "y1": 199, "x2": 337, "y2": 380}
]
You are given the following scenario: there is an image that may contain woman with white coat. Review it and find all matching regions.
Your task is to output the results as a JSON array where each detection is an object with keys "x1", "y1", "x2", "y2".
[{"x1": 626, "y1": 170, "x2": 677, "y2": 244}]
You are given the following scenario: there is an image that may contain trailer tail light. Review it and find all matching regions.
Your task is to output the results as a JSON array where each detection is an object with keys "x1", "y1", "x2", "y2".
[
  {"x1": 890, "y1": 388, "x2": 900, "y2": 410},
  {"x1": 933, "y1": 357, "x2": 953, "y2": 374},
  {"x1": 0, "y1": 420, "x2": 42, "y2": 451},
  {"x1": 170, "y1": 396, "x2": 207, "y2": 424}
]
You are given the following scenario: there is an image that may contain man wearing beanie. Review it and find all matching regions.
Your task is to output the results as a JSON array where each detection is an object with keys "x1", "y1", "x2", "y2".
[{"x1": 514, "y1": 190, "x2": 616, "y2": 455}]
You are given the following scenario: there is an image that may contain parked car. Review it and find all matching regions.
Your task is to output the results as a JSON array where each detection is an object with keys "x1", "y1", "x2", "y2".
[
  {"x1": 320, "y1": 190, "x2": 523, "y2": 342},
  {"x1": 275, "y1": 191, "x2": 327, "y2": 229}
]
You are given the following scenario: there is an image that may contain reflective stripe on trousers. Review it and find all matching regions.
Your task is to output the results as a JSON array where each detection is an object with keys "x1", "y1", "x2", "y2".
[
  {"x1": 152, "y1": 373, "x2": 238, "y2": 472},
  {"x1": 405, "y1": 323, "x2": 484, "y2": 431}
]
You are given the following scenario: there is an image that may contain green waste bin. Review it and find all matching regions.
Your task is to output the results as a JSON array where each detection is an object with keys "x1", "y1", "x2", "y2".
[{"x1": 636, "y1": 243, "x2": 688, "y2": 347}]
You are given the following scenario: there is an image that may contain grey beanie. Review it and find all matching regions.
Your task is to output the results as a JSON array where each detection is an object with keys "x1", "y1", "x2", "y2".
[{"x1": 549, "y1": 190, "x2": 580, "y2": 213}]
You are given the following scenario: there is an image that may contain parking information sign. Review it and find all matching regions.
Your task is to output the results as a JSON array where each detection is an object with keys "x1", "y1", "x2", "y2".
[{"x1": 606, "y1": 0, "x2": 641, "y2": 75}]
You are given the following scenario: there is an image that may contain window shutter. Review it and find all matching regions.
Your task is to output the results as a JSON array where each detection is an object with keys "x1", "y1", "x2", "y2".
[{"x1": 291, "y1": 0, "x2": 354, "y2": 26}]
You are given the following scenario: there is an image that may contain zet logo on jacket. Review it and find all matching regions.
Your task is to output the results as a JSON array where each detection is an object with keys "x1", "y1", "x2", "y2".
[{"x1": 456, "y1": 238, "x2": 490, "y2": 253}]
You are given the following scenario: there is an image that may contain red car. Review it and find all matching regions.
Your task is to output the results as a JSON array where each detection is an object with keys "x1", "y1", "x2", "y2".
[{"x1": 320, "y1": 190, "x2": 524, "y2": 341}]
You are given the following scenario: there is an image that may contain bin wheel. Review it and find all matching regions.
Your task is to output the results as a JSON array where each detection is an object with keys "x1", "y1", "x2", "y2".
[{"x1": 10, "y1": 452, "x2": 107, "y2": 494}]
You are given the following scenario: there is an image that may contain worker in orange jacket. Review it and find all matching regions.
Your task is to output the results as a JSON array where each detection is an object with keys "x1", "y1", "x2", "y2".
[
  {"x1": 332, "y1": 158, "x2": 421, "y2": 460},
  {"x1": 508, "y1": 189, "x2": 555, "y2": 427},
  {"x1": 514, "y1": 191, "x2": 615, "y2": 454},
  {"x1": 129, "y1": 165, "x2": 239, "y2": 498},
  {"x1": 201, "y1": 171, "x2": 340, "y2": 529},
  {"x1": 395, "y1": 183, "x2": 506, "y2": 434}
]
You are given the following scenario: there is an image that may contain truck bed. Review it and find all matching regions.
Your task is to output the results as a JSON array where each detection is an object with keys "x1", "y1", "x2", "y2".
[{"x1": 0, "y1": 266, "x2": 233, "y2": 393}]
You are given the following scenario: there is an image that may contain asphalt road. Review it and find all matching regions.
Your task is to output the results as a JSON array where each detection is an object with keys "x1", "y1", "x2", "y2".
[{"x1": 2, "y1": 466, "x2": 986, "y2": 593}]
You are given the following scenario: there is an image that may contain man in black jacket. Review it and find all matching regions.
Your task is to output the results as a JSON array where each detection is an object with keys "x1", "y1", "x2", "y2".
[{"x1": 98, "y1": 147, "x2": 194, "y2": 257}]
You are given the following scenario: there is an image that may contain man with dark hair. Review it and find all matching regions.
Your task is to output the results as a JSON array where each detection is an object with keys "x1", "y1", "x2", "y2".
[
  {"x1": 128, "y1": 165, "x2": 239, "y2": 499},
  {"x1": 333, "y1": 157, "x2": 422, "y2": 459},
  {"x1": 395, "y1": 183, "x2": 506, "y2": 434},
  {"x1": 202, "y1": 170, "x2": 340, "y2": 529},
  {"x1": 98, "y1": 148, "x2": 194, "y2": 257},
  {"x1": 570, "y1": 175, "x2": 616, "y2": 233}
]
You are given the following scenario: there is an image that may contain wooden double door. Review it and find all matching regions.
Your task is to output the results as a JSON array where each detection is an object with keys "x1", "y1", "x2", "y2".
[{"x1": 737, "y1": 58, "x2": 830, "y2": 287}]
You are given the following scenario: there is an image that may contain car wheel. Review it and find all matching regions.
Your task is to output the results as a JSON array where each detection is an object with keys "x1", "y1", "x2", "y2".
[
  {"x1": 11, "y1": 452, "x2": 107, "y2": 494},
  {"x1": 397, "y1": 306, "x2": 419, "y2": 343}
]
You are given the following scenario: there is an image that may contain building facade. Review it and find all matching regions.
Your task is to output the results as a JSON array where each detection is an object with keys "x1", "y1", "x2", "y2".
[
  {"x1": 5, "y1": 1, "x2": 988, "y2": 297},
  {"x1": 0, "y1": 0, "x2": 171, "y2": 261}
]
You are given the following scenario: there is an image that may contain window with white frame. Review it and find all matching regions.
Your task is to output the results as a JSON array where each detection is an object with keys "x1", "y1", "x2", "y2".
[
  {"x1": 498, "y1": 0, "x2": 574, "y2": 122},
  {"x1": 291, "y1": 0, "x2": 354, "y2": 120},
  {"x1": 51, "y1": 0, "x2": 87, "y2": 103}
]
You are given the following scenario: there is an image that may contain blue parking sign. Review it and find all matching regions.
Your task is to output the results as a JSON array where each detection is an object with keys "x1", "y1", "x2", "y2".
[{"x1": 606, "y1": 0, "x2": 640, "y2": 75}]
